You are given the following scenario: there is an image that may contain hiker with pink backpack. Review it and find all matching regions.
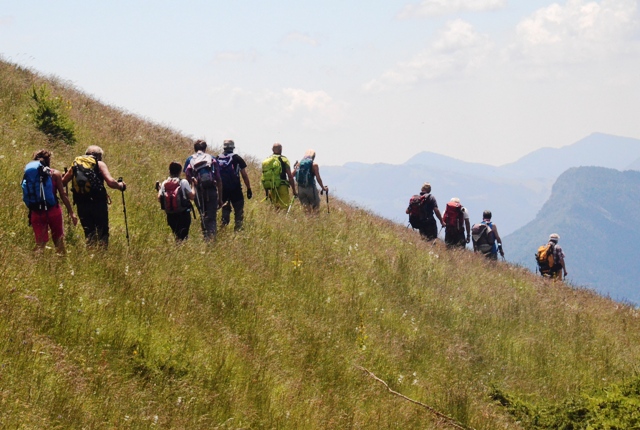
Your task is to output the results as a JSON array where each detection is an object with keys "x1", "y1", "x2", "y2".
[
  {"x1": 157, "y1": 161, "x2": 195, "y2": 241},
  {"x1": 443, "y1": 197, "x2": 471, "y2": 248}
]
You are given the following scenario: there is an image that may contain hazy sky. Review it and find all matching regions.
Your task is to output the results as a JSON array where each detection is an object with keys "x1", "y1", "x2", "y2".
[{"x1": 1, "y1": 0, "x2": 639, "y2": 166}]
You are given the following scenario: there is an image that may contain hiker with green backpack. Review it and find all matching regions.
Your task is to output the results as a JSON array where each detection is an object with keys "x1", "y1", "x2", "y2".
[
  {"x1": 292, "y1": 149, "x2": 328, "y2": 212},
  {"x1": 261, "y1": 143, "x2": 297, "y2": 210},
  {"x1": 536, "y1": 233, "x2": 567, "y2": 280},
  {"x1": 62, "y1": 145, "x2": 126, "y2": 248},
  {"x1": 471, "y1": 210, "x2": 504, "y2": 260},
  {"x1": 22, "y1": 149, "x2": 78, "y2": 254}
]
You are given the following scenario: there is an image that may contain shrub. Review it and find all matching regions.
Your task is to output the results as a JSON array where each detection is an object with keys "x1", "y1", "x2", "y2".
[{"x1": 28, "y1": 83, "x2": 76, "y2": 145}]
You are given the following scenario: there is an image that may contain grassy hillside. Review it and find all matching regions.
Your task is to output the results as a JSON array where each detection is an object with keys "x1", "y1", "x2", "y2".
[
  {"x1": 506, "y1": 166, "x2": 640, "y2": 305},
  {"x1": 2, "y1": 60, "x2": 640, "y2": 429}
]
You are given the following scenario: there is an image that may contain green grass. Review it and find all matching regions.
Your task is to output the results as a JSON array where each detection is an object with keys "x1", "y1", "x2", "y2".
[{"x1": 2, "y1": 59, "x2": 640, "y2": 429}]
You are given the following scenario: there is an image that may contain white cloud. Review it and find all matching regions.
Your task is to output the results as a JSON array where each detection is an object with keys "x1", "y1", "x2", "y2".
[
  {"x1": 509, "y1": 0, "x2": 640, "y2": 66},
  {"x1": 213, "y1": 50, "x2": 257, "y2": 63},
  {"x1": 282, "y1": 31, "x2": 320, "y2": 47},
  {"x1": 365, "y1": 20, "x2": 492, "y2": 91},
  {"x1": 209, "y1": 86, "x2": 347, "y2": 131},
  {"x1": 398, "y1": 0, "x2": 507, "y2": 19}
]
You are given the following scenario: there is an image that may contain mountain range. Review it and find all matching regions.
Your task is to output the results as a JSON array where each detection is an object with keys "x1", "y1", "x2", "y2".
[
  {"x1": 322, "y1": 133, "x2": 640, "y2": 235},
  {"x1": 505, "y1": 166, "x2": 640, "y2": 305}
]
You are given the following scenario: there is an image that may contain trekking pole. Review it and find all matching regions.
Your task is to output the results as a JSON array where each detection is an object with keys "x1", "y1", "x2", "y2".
[
  {"x1": 325, "y1": 188, "x2": 330, "y2": 214},
  {"x1": 118, "y1": 177, "x2": 130, "y2": 246},
  {"x1": 287, "y1": 195, "x2": 297, "y2": 215}
]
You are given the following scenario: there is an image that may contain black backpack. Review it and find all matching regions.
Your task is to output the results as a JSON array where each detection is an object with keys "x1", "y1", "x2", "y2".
[
  {"x1": 471, "y1": 222, "x2": 495, "y2": 255},
  {"x1": 217, "y1": 153, "x2": 241, "y2": 192}
]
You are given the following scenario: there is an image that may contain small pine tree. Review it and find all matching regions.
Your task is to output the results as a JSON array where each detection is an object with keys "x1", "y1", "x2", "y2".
[{"x1": 29, "y1": 84, "x2": 76, "y2": 145}]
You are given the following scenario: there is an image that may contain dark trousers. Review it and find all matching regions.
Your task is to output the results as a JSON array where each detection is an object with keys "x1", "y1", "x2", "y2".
[
  {"x1": 166, "y1": 210, "x2": 192, "y2": 241},
  {"x1": 195, "y1": 188, "x2": 218, "y2": 240},
  {"x1": 445, "y1": 228, "x2": 466, "y2": 248},
  {"x1": 77, "y1": 200, "x2": 109, "y2": 247},
  {"x1": 419, "y1": 220, "x2": 438, "y2": 240},
  {"x1": 222, "y1": 185, "x2": 244, "y2": 231}
]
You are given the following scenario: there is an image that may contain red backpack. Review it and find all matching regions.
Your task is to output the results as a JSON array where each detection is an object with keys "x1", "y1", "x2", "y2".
[
  {"x1": 407, "y1": 194, "x2": 428, "y2": 229},
  {"x1": 161, "y1": 178, "x2": 188, "y2": 213},
  {"x1": 443, "y1": 201, "x2": 464, "y2": 231}
]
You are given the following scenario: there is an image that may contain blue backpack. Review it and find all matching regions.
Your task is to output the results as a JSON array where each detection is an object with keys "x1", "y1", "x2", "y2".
[
  {"x1": 217, "y1": 153, "x2": 241, "y2": 192},
  {"x1": 295, "y1": 158, "x2": 314, "y2": 187},
  {"x1": 22, "y1": 160, "x2": 57, "y2": 211}
]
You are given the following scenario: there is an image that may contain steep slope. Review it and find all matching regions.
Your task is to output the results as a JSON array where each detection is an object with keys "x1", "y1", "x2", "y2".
[
  {"x1": 505, "y1": 166, "x2": 640, "y2": 304},
  {"x1": 3, "y1": 59, "x2": 640, "y2": 429}
]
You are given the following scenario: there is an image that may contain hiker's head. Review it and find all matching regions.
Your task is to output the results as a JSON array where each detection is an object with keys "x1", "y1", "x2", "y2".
[
  {"x1": 451, "y1": 197, "x2": 460, "y2": 203},
  {"x1": 32, "y1": 149, "x2": 52, "y2": 167},
  {"x1": 272, "y1": 143, "x2": 283, "y2": 155},
  {"x1": 483, "y1": 210, "x2": 492, "y2": 220},
  {"x1": 421, "y1": 183, "x2": 431, "y2": 193},
  {"x1": 169, "y1": 161, "x2": 182, "y2": 177},
  {"x1": 194, "y1": 139, "x2": 207, "y2": 152},
  {"x1": 549, "y1": 233, "x2": 560, "y2": 243},
  {"x1": 223, "y1": 139, "x2": 235, "y2": 154},
  {"x1": 85, "y1": 145, "x2": 104, "y2": 161},
  {"x1": 304, "y1": 149, "x2": 316, "y2": 160}
]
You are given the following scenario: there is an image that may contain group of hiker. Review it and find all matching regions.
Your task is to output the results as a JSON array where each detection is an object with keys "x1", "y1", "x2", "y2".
[
  {"x1": 21, "y1": 142, "x2": 566, "y2": 280},
  {"x1": 21, "y1": 139, "x2": 329, "y2": 251},
  {"x1": 406, "y1": 182, "x2": 568, "y2": 279}
]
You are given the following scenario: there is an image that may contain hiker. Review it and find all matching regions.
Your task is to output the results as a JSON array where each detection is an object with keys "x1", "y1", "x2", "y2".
[
  {"x1": 185, "y1": 139, "x2": 223, "y2": 240},
  {"x1": 158, "y1": 161, "x2": 195, "y2": 241},
  {"x1": 537, "y1": 233, "x2": 568, "y2": 280},
  {"x1": 216, "y1": 139, "x2": 252, "y2": 231},
  {"x1": 22, "y1": 149, "x2": 78, "y2": 253},
  {"x1": 292, "y1": 149, "x2": 328, "y2": 211},
  {"x1": 62, "y1": 145, "x2": 126, "y2": 248},
  {"x1": 471, "y1": 210, "x2": 504, "y2": 260},
  {"x1": 406, "y1": 182, "x2": 444, "y2": 240},
  {"x1": 261, "y1": 143, "x2": 297, "y2": 209},
  {"x1": 443, "y1": 197, "x2": 471, "y2": 248}
]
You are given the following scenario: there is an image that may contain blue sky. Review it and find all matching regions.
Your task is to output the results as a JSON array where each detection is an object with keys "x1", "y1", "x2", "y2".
[{"x1": 1, "y1": 0, "x2": 639, "y2": 166}]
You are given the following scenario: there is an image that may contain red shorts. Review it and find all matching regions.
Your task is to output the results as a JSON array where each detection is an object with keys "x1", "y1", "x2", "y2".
[{"x1": 30, "y1": 205, "x2": 64, "y2": 244}]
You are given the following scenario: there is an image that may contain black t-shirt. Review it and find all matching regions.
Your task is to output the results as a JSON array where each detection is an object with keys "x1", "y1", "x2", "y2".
[{"x1": 420, "y1": 193, "x2": 438, "y2": 220}]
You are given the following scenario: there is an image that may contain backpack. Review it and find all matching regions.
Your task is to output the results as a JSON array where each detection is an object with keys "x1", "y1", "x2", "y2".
[
  {"x1": 22, "y1": 160, "x2": 57, "y2": 211},
  {"x1": 161, "y1": 177, "x2": 190, "y2": 213},
  {"x1": 535, "y1": 242, "x2": 555, "y2": 274},
  {"x1": 189, "y1": 152, "x2": 216, "y2": 189},
  {"x1": 71, "y1": 155, "x2": 105, "y2": 202},
  {"x1": 443, "y1": 201, "x2": 464, "y2": 232},
  {"x1": 407, "y1": 194, "x2": 429, "y2": 229},
  {"x1": 261, "y1": 155, "x2": 285, "y2": 190},
  {"x1": 295, "y1": 158, "x2": 314, "y2": 188},
  {"x1": 471, "y1": 222, "x2": 495, "y2": 255},
  {"x1": 217, "y1": 153, "x2": 241, "y2": 192}
]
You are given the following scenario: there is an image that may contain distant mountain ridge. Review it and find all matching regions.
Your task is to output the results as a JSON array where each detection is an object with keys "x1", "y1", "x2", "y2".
[
  {"x1": 505, "y1": 166, "x2": 640, "y2": 304},
  {"x1": 322, "y1": 133, "x2": 640, "y2": 235}
]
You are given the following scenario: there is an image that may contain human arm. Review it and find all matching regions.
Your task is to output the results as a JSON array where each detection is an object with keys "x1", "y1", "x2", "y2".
[
  {"x1": 313, "y1": 163, "x2": 328, "y2": 192},
  {"x1": 465, "y1": 218, "x2": 471, "y2": 243},
  {"x1": 98, "y1": 161, "x2": 126, "y2": 191},
  {"x1": 285, "y1": 164, "x2": 297, "y2": 196},
  {"x1": 182, "y1": 179, "x2": 195, "y2": 200},
  {"x1": 240, "y1": 168, "x2": 252, "y2": 199},
  {"x1": 492, "y1": 225, "x2": 504, "y2": 256},
  {"x1": 53, "y1": 170, "x2": 78, "y2": 226},
  {"x1": 434, "y1": 207, "x2": 444, "y2": 227},
  {"x1": 62, "y1": 167, "x2": 73, "y2": 186},
  {"x1": 214, "y1": 160, "x2": 223, "y2": 206}
]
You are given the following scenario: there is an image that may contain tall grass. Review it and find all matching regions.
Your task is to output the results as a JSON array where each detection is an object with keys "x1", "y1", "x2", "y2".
[{"x1": 2, "y1": 59, "x2": 640, "y2": 428}]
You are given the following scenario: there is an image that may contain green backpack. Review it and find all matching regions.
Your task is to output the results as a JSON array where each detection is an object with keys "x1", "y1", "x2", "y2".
[{"x1": 261, "y1": 155, "x2": 285, "y2": 190}]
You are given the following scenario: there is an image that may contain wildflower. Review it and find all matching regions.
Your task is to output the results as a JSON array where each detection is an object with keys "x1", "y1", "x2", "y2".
[{"x1": 398, "y1": 374, "x2": 404, "y2": 384}]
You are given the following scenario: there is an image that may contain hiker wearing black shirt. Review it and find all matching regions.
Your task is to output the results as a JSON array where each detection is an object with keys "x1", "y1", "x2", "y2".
[
  {"x1": 62, "y1": 145, "x2": 126, "y2": 248},
  {"x1": 406, "y1": 182, "x2": 444, "y2": 240},
  {"x1": 217, "y1": 139, "x2": 252, "y2": 231}
]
